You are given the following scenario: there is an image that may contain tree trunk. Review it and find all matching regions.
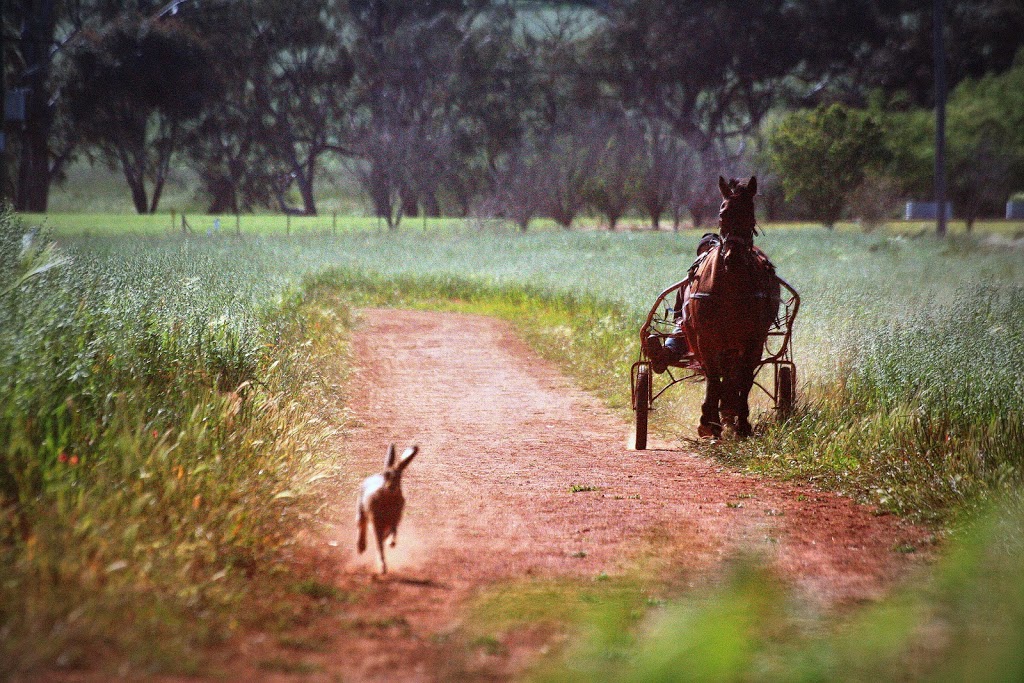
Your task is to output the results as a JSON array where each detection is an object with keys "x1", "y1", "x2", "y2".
[
  {"x1": 401, "y1": 190, "x2": 419, "y2": 218},
  {"x1": 964, "y1": 203, "x2": 977, "y2": 232},
  {"x1": 424, "y1": 192, "x2": 441, "y2": 218},
  {"x1": 16, "y1": 117, "x2": 53, "y2": 211},
  {"x1": 126, "y1": 175, "x2": 149, "y2": 214},
  {"x1": 206, "y1": 177, "x2": 239, "y2": 214},
  {"x1": 149, "y1": 175, "x2": 165, "y2": 214},
  {"x1": 296, "y1": 171, "x2": 317, "y2": 216},
  {"x1": 15, "y1": 0, "x2": 58, "y2": 212},
  {"x1": 689, "y1": 203, "x2": 709, "y2": 229}
]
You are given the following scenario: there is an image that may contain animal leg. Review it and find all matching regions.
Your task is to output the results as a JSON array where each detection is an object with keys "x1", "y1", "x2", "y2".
[
  {"x1": 375, "y1": 527, "x2": 388, "y2": 574},
  {"x1": 699, "y1": 376, "x2": 723, "y2": 438},
  {"x1": 721, "y1": 360, "x2": 754, "y2": 438},
  {"x1": 735, "y1": 366, "x2": 756, "y2": 437},
  {"x1": 357, "y1": 504, "x2": 367, "y2": 554}
]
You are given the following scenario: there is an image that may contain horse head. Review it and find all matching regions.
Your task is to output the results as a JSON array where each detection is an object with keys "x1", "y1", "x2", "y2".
[{"x1": 718, "y1": 176, "x2": 758, "y2": 242}]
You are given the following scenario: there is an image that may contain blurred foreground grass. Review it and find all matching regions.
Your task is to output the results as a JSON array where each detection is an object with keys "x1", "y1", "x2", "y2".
[{"x1": 463, "y1": 494, "x2": 1024, "y2": 682}]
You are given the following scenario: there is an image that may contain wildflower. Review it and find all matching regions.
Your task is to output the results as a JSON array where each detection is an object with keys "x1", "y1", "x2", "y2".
[
  {"x1": 58, "y1": 452, "x2": 69, "y2": 463},
  {"x1": 152, "y1": 429, "x2": 159, "y2": 439},
  {"x1": 70, "y1": 455, "x2": 79, "y2": 466}
]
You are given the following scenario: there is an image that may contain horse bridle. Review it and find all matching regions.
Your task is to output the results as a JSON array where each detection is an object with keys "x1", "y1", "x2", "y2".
[{"x1": 719, "y1": 201, "x2": 757, "y2": 238}]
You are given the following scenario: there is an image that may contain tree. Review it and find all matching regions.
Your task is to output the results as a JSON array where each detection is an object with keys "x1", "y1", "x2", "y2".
[
  {"x1": 9, "y1": 0, "x2": 63, "y2": 211},
  {"x1": 947, "y1": 127, "x2": 1013, "y2": 230},
  {"x1": 765, "y1": 104, "x2": 890, "y2": 227},
  {"x1": 439, "y1": 5, "x2": 546, "y2": 217},
  {"x1": 582, "y1": 112, "x2": 642, "y2": 230},
  {"x1": 946, "y1": 60, "x2": 1024, "y2": 228},
  {"x1": 9, "y1": 0, "x2": 180, "y2": 211},
  {"x1": 249, "y1": 0, "x2": 354, "y2": 216},
  {"x1": 880, "y1": 59, "x2": 1024, "y2": 228},
  {"x1": 536, "y1": 115, "x2": 600, "y2": 229},
  {"x1": 64, "y1": 14, "x2": 216, "y2": 213},
  {"x1": 493, "y1": 144, "x2": 546, "y2": 232},
  {"x1": 776, "y1": 1, "x2": 1024, "y2": 108},
  {"x1": 596, "y1": 0, "x2": 805, "y2": 226},
  {"x1": 634, "y1": 121, "x2": 679, "y2": 230},
  {"x1": 347, "y1": 2, "x2": 547, "y2": 219},
  {"x1": 179, "y1": 1, "x2": 277, "y2": 214},
  {"x1": 860, "y1": 0, "x2": 1024, "y2": 107},
  {"x1": 352, "y1": 123, "x2": 416, "y2": 229}
]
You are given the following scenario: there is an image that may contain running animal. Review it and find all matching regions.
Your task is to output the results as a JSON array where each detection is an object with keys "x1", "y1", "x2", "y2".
[{"x1": 356, "y1": 444, "x2": 418, "y2": 574}]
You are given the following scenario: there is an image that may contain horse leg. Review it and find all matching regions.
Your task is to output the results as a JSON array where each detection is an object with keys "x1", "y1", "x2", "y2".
[
  {"x1": 699, "y1": 375, "x2": 723, "y2": 438},
  {"x1": 728, "y1": 356, "x2": 758, "y2": 438},
  {"x1": 715, "y1": 351, "x2": 742, "y2": 435}
]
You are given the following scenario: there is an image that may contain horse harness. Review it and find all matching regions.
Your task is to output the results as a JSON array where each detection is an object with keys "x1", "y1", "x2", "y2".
[{"x1": 684, "y1": 234, "x2": 777, "y2": 302}]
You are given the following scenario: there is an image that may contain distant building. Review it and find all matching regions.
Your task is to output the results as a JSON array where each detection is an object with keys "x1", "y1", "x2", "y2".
[{"x1": 905, "y1": 201, "x2": 953, "y2": 220}]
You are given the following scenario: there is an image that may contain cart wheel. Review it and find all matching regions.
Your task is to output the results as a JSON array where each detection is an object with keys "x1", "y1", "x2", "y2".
[
  {"x1": 634, "y1": 364, "x2": 651, "y2": 450},
  {"x1": 777, "y1": 365, "x2": 795, "y2": 418}
]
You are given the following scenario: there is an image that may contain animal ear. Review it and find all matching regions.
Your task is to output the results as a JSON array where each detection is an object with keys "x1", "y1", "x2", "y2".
[
  {"x1": 748, "y1": 176, "x2": 757, "y2": 195},
  {"x1": 385, "y1": 443, "x2": 397, "y2": 468},
  {"x1": 719, "y1": 176, "x2": 730, "y2": 198},
  {"x1": 398, "y1": 445, "x2": 418, "y2": 471}
]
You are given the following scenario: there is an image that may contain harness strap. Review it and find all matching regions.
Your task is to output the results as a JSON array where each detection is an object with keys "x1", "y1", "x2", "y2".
[{"x1": 690, "y1": 292, "x2": 772, "y2": 300}]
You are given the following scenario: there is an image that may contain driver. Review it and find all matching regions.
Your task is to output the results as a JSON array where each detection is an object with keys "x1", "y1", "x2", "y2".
[{"x1": 645, "y1": 232, "x2": 720, "y2": 373}]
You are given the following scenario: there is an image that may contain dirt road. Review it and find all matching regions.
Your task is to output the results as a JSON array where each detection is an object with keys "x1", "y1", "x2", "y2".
[{"x1": 230, "y1": 308, "x2": 931, "y2": 681}]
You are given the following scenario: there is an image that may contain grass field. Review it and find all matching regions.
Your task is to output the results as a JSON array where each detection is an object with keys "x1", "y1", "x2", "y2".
[
  {"x1": 3, "y1": 209, "x2": 1024, "y2": 677},
  {"x1": 48, "y1": 223, "x2": 1024, "y2": 516}
]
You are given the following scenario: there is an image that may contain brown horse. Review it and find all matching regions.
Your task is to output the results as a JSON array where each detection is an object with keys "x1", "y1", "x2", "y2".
[{"x1": 682, "y1": 176, "x2": 780, "y2": 438}]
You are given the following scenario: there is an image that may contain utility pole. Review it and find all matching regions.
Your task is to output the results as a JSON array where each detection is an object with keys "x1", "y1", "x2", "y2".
[{"x1": 933, "y1": 0, "x2": 948, "y2": 237}]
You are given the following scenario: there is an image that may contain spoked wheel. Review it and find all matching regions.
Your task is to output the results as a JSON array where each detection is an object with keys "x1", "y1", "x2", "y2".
[
  {"x1": 777, "y1": 365, "x2": 796, "y2": 418},
  {"x1": 633, "y1": 363, "x2": 652, "y2": 450}
]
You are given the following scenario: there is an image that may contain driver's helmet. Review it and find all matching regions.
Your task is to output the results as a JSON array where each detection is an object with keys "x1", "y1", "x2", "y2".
[{"x1": 696, "y1": 232, "x2": 720, "y2": 256}]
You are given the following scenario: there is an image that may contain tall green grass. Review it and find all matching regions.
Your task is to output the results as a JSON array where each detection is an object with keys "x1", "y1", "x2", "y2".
[
  {"x1": 712, "y1": 281, "x2": 1024, "y2": 523},
  {"x1": 49, "y1": 226, "x2": 1024, "y2": 522},
  {"x1": 0, "y1": 210, "x2": 341, "y2": 676},
  {"x1": 287, "y1": 228, "x2": 1024, "y2": 518}
]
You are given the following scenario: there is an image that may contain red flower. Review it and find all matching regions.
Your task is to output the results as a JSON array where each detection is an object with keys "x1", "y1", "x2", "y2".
[
  {"x1": 152, "y1": 429, "x2": 159, "y2": 439},
  {"x1": 69, "y1": 455, "x2": 79, "y2": 466},
  {"x1": 58, "y1": 452, "x2": 69, "y2": 463}
]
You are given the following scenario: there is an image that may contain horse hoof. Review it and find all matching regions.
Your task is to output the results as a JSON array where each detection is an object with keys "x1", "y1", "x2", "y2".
[{"x1": 697, "y1": 424, "x2": 721, "y2": 439}]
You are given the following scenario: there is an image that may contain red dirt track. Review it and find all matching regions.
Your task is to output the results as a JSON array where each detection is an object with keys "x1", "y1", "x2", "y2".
[{"x1": 232, "y1": 308, "x2": 932, "y2": 681}]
